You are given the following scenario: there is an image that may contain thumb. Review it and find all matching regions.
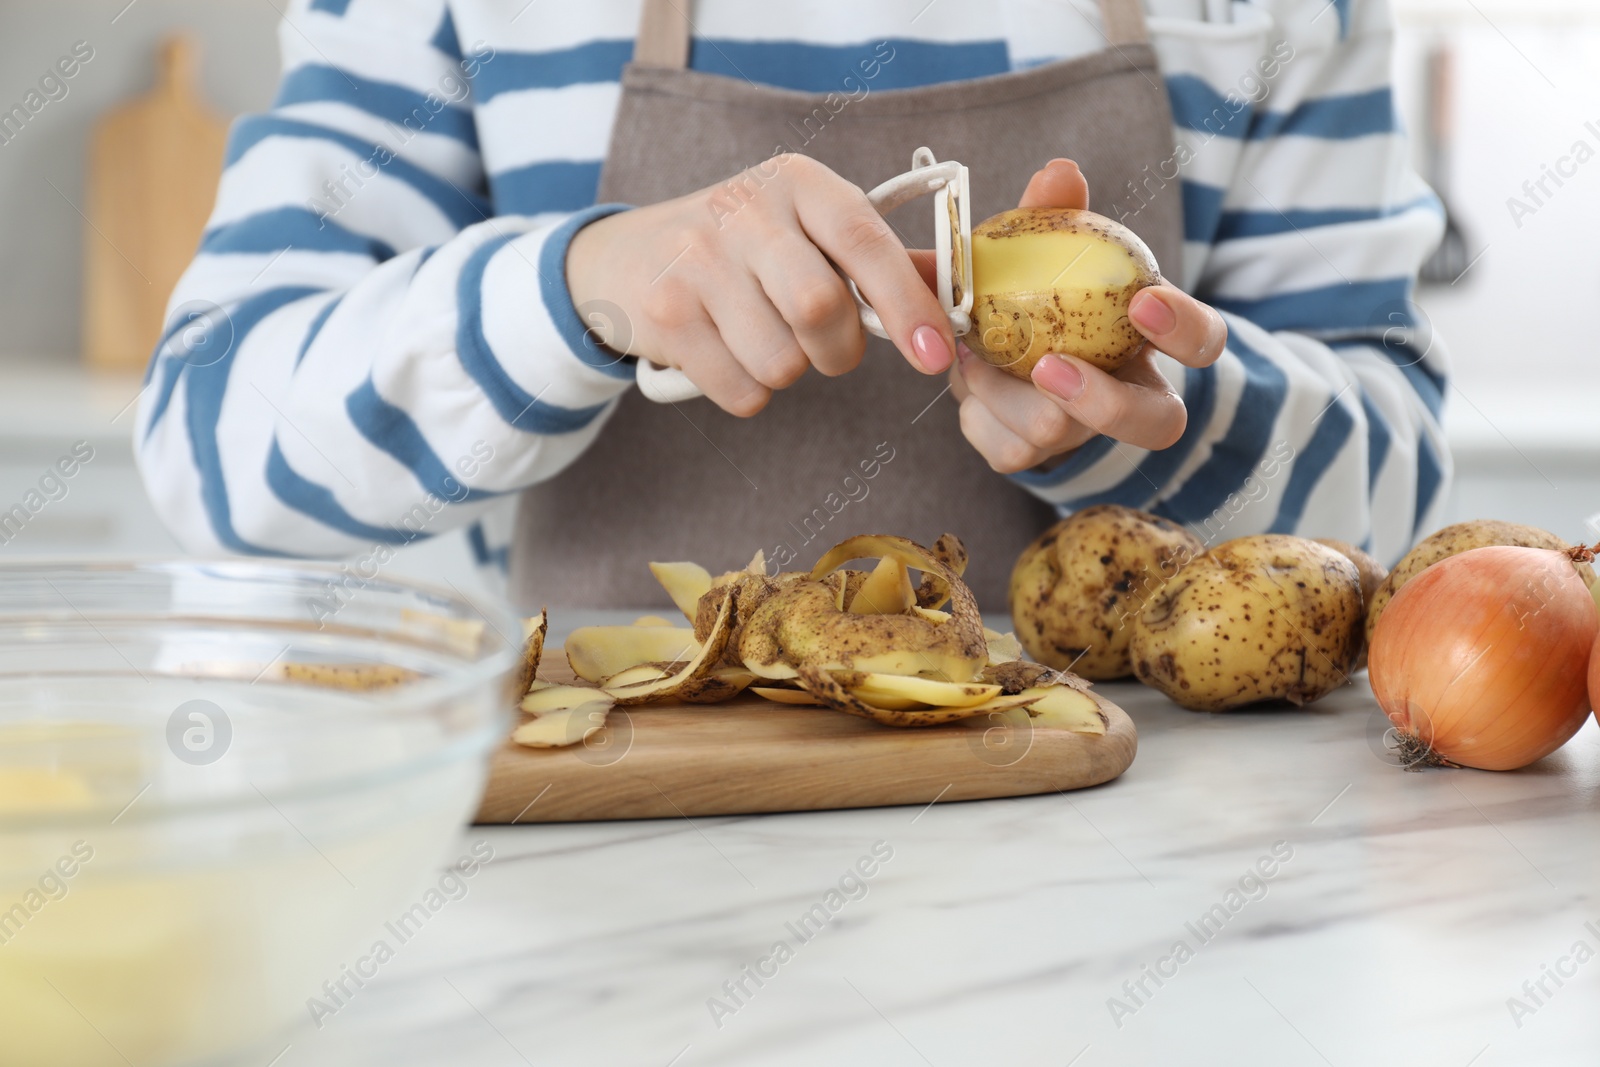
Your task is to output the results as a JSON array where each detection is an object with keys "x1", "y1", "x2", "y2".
[{"x1": 1018, "y1": 157, "x2": 1090, "y2": 210}]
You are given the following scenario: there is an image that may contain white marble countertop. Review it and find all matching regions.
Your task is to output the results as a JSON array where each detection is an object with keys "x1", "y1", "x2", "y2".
[
  {"x1": 4, "y1": 358, "x2": 1597, "y2": 1064},
  {"x1": 268, "y1": 670, "x2": 1600, "y2": 1067}
]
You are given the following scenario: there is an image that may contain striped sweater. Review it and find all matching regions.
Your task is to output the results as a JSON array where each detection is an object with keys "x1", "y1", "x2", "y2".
[{"x1": 135, "y1": 0, "x2": 1450, "y2": 582}]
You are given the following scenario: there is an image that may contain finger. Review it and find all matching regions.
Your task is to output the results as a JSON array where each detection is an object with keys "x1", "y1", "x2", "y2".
[
  {"x1": 948, "y1": 350, "x2": 973, "y2": 403},
  {"x1": 700, "y1": 267, "x2": 810, "y2": 390},
  {"x1": 957, "y1": 393, "x2": 1048, "y2": 475},
  {"x1": 1129, "y1": 285, "x2": 1228, "y2": 368},
  {"x1": 1018, "y1": 158, "x2": 1091, "y2": 211},
  {"x1": 654, "y1": 301, "x2": 773, "y2": 417},
  {"x1": 907, "y1": 248, "x2": 939, "y2": 293},
  {"x1": 751, "y1": 238, "x2": 866, "y2": 377},
  {"x1": 1031, "y1": 349, "x2": 1188, "y2": 451},
  {"x1": 955, "y1": 351, "x2": 1097, "y2": 455},
  {"x1": 791, "y1": 167, "x2": 955, "y2": 375}
]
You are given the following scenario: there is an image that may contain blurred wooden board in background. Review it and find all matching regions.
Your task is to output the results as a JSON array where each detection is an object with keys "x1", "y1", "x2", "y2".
[{"x1": 82, "y1": 35, "x2": 227, "y2": 372}]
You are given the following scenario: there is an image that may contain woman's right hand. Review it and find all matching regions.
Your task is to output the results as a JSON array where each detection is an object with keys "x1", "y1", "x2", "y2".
[{"x1": 564, "y1": 153, "x2": 955, "y2": 416}]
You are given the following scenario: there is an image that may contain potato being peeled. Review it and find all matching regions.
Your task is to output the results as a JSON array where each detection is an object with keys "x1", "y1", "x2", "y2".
[
  {"x1": 1130, "y1": 534, "x2": 1363, "y2": 711},
  {"x1": 1010, "y1": 505, "x2": 1202, "y2": 680},
  {"x1": 965, "y1": 207, "x2": 1160, "y2": 379}
]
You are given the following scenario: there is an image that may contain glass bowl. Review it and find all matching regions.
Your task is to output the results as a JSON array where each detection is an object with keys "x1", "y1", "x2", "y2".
[{"x1": 0, "y1": 560, "x2": 522, "y2": 1067}]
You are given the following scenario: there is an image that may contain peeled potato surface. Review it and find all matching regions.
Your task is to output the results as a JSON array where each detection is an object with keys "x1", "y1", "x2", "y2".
[{"x1": 966, "y1": 207, "x2": 1160, "y2": 379}]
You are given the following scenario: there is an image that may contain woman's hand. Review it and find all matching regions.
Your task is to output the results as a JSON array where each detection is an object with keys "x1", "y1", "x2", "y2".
[
  {"x1": 565, "y1": 153, "x2": 954, "y2": 417},
  {"x1": 949, "y1": 158, "x2": 1228, "y2": 474}
]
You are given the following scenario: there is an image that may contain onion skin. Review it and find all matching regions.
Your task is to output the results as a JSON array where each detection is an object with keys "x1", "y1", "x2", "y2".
[
  {"x1": 1369, "y1": 546, "x2": 1597, "y2": 771},
  {"x1": 1591, "y1": 628, "x2": 1600, "y2": 730}
]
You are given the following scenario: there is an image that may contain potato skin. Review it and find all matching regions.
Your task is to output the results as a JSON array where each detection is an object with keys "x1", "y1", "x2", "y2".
[
  {"x1": 1313, "y1": 539, "x2": 1387, "y2": 607},
  {"x1": 1363, "y1": 521, "x2": 1596, "y2": 647},
  {"x1": 1313, "y1": 538, "x2": 1388, "y2": 671},
  {"x1": 1130, "y1": 534, "x2": 1363, "y2": 711},
  {"x1": 1010, "y1": 505, "x2": 1203, "y2": 680},
  {"x1": 966, "y1": 208, "x2": 1160, "y2": 379}
]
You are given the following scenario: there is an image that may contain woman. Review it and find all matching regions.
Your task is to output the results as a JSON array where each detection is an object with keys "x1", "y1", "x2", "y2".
[{"x1": 136, "y1": 0, "x2": 1448, "y2": 609}]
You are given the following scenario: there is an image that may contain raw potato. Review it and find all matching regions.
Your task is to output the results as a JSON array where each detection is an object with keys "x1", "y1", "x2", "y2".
[
  {"x1": 1130, "y1": 534, "x2": 1363, "y2": 711},
  {"x1": 521, "y1": 685, "x2": 610, "y2": 715},
  {"x1": 847, "y1": 557, "x2": 917, "y2": 615},
  {"x1": 693, "y1": 569, "x2": 811, "y2": 647},
  {"x1": 961, "y1": 686, "x2": 1109, "y2": 735},
  {"x1": 515, "y1": 609, "x2": 547, "y2": 697},
  {"x1": 1363, "y1": 520, "x2": 1597, "y2": 646},
  {"x1": 399, "y1": 608, "x2": 486, "y2": 656},
  {"x1": 740, "y1": 579, "x2": 984, "y2": 682},
  {"x1": 512, "y1": 702, "x2": 612, "y2": 748},
  {"x1": 980, "y1": 659, "x2": 1069, "y2": 693},
  {"x1": 965, "y1": 207, "x2": 1161, "y2": 379},
  {"x1": 279, "y1": 663, "x2": 420, "y2": 690},
  {"x1": 507, "y1": 533, "x2": 1132, "y2": 748},
  {"x1": 1021, "y1": 686, "x2": 1110, "y2": 735},
  {"x1": 984, "y1": 628, "x2": 1023, "y2": 664},
  {"x1": 1312, "y1": 538, "x2": 1387, "y2": 670},
  {"x1": 601, "y1": 593, "x2": 734, "y2": 704},
  {"x1": 602, "y1": 665, "x2": 672, "y2": 688},
  {"x1": 677, "y1": 667, "x2": 758, "y2": 703},
  {"x1": 741, "y1": 535, "x2": 988, "y2": 684},
  {"x1": 615, "y1": 666, "x2": 748, "y2": 706},
  {"x1": 649, "y1": 560, "x2": 713, "y2": 621},
  {"x1": 797, "y1": 664, "x2": 1041, "y2": 727},
  {"x1": 1312, "y1": 540, "x2": 1386, "y2": 607},
  {"x1": 1010, "y1": 505, "x2": 1203, "y2": 681},
  {"x1": 566, "y1": 625, "x2": 698, "y2": 682},
  {"x1": 750, "y1": 686, "x2": 824, "y2": 706},
  {"x1": 913, "y1": 532, "x2": 969, "y2": 609},
  {"x1": 848, "y1": 674, "x2": 1002, "y2": 708}
]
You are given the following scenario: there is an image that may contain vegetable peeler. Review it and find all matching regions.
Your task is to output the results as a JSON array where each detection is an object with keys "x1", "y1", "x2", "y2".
[{"x1": 635, "y1": 147, "x2": 973, "y2": 404}]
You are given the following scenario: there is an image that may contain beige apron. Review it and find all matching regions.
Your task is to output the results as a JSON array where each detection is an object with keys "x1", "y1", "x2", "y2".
[{"x1": 509, "y1": 0, "x2": 1183, "y2": 609}]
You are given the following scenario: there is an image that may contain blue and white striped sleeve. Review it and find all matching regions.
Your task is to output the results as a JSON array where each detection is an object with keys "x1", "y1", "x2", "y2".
[
  {"x1": 134, "y1": 0, "x2": 633, "y2": 559},
  {"x1": 1012, "y1": 0, "x2": 1451, "y2": 565}
]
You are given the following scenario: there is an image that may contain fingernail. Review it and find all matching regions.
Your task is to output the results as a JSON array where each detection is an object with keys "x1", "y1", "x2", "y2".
[
  {"x1": 955, "y1": 341, "x2": 974, "y2": 366},
  {"x1": 1033, "y1": 355, "x2": 1084, "y2": 401},
  {"x1": 1130, "y1": 290, "x2": 1176, "y2": 335},
  {"x1": 912, "y1": 325, "x2": 952, "y2": 373}
]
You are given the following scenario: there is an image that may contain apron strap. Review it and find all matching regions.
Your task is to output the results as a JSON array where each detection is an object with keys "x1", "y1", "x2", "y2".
[
  {"x1": 634, "y1": 0, "x2": 692, "y2": 68},
  {"x1": 630, "y1": 0, "x2": 1150, "y2": 69},
  {"x1": 1098, "y1": 0, "x2": 1152, "y2": 46}
]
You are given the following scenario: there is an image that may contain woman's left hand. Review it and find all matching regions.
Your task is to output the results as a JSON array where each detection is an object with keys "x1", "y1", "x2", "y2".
[{"x1": 948, "y1": 158, "x2": 1228, "y2": 475}]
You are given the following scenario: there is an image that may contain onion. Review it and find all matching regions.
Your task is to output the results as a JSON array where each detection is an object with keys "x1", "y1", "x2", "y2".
[
  {"x1": 1368, "y1": 544, "x2": 1598, "y2": 770},
  {"x1": 1590, "y1": 627, "x2": 1600, "y2": 730}
]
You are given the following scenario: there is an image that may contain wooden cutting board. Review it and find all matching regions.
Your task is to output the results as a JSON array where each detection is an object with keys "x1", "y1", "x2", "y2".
[
  {"x1": 474, "y1": 654, "x2": 1138, "y2": 823},
  {"x1": 83, "y1": 35, "x2": 227, "y2": 371}
]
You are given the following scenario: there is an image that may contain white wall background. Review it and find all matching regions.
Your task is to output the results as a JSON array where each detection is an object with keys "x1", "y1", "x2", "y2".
[
  {"x1": 0, "y1": 1, "x2": 282, "y2": 355},
  {"x1": 1390, "y1": 0, "x2": 1600, "y2": 541}
]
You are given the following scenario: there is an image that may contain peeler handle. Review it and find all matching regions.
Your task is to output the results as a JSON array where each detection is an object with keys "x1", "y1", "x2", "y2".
[{"x1": 637, "y1": 149, "x2": 970, "y2": 404}]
